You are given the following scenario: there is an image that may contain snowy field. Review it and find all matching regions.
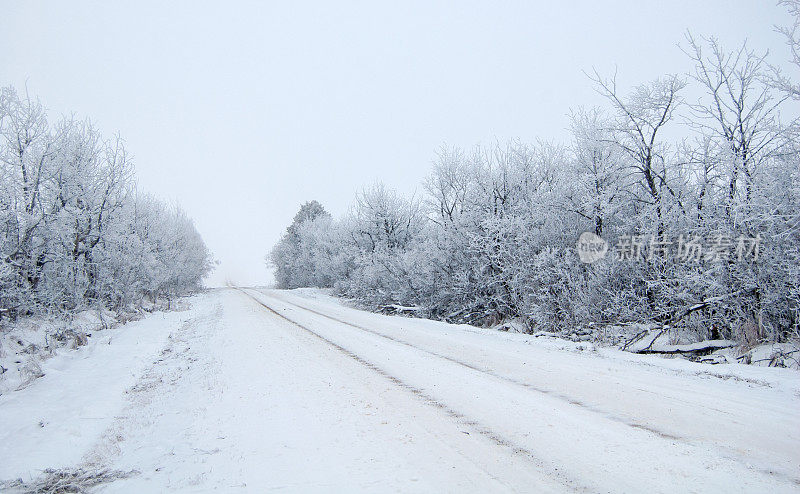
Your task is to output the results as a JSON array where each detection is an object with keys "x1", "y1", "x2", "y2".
[{"x1": 1, "y1": 287, "x2": 798, "y2": 493}]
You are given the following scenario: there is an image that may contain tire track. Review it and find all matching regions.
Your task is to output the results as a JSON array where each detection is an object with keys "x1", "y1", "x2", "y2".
[
  {"x1": 261, "y1": 289, "x2": 683, "y2": 440},
  {"x1": 256, "y1": 288, "x2": 800, "y2": 488},
  {"x1": 236, "y1": 287, "x2": 587, "y2": 493}
]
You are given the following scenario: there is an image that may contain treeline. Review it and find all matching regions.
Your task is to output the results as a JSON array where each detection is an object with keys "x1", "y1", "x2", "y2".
[
  {"x1": 0, "y1": 86, "x2": 212, "y2": 320},
  {"x1": 270, "y1": 30, "x2": 799, "y2": 345}
]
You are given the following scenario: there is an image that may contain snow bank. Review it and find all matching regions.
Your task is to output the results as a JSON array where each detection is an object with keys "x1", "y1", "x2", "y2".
[
  {"x1": 0, "y1": 293, "x2": 208, "y2": 481},
  {"x1": 0, "y1": 301, "x2": 193, "y2": 395}
]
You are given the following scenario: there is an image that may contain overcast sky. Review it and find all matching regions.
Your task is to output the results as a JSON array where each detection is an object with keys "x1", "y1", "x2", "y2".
[{"x1": 1, "y1": 1, "x2": 794, "y2": 286}]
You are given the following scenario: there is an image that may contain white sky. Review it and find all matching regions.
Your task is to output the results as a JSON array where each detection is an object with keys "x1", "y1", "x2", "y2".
[{"x1": 1, "y1": 1, "x2": 794, "y2": 287}]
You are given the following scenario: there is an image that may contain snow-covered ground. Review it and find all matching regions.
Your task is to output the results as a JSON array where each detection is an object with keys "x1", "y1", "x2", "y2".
[{"x1": 1, "y1": 288, "x2": 798, "y2": 492}]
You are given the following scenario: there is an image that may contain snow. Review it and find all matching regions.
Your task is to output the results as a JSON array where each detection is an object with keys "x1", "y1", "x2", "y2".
[
  {"x1": 0, "y1": 297, "x2": 205, "y2": 480},
  {"x1": 1, "y1": 287, "x2": 799, "y2": 492},
  {"x1": 260, "y1": 288, "x2": 800, "y2": 492},
  {"x1": 0, "y1": 310, "x2": 116, "y2": 395}
]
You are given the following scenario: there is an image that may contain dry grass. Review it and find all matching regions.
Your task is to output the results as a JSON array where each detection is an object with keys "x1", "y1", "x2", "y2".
[{"x1": 1, "y1": 468, "x2": 137, "y2": 494}]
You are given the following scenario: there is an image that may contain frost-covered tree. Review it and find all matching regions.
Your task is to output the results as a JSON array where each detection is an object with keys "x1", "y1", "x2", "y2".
[
  {"x1": 270, "y1": 200, "x2": 332, "y2": 289},
  {"x1": 683, "y1": 33, "x2": 791, "y2": 214},
  {"x1": 565, "y1": 107, "x2": 628, "y2": 237},
  {"x1": 773, "y1": 0, "x2": 800, "y2": 100},
  {"x1": 590, "y1": 71, "x2": 686, "y2": 236},
  {"x1": 267, "y1": 23, "x2": 799, "y2": 347},
  {"x1": 0, "y1": 86, "x2": 212, "y2": 319}
]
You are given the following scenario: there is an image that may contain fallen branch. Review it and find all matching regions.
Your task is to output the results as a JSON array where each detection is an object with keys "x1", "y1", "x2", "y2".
[
  {"x1": 635, "y1": 339, "x2": 737, "y2": 355},
  {"x1": 621, "y1": 327, "x2": 652, "y2": 351},
  {"x1": 379, "y1": 304, "x2": 422, "y2": 316},
  {"x1": 663, "y1": 289, "x2": 751, "y2": 327}
]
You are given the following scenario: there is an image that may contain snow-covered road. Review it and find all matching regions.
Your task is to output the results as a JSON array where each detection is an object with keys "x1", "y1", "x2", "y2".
[{"x1": 2, "y1": 288, "x2": 798, "y2": 492}]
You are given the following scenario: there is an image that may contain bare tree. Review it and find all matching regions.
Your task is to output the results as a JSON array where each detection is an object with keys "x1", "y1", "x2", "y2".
[
  {"x1": 773, "y1": 0, "x2": 800, "y2": 100},
  {"x1": 424, "y1": 145, "x2": 470, "y2": 226},
  {"x1": 683, "y1": 33, "x2": 790, "y2": 209},
  {"x1": 589, "y1": 70, "x2": 686, "y2": 232},
  {"x1": 566, "y1": 107, "x2": 628, "y2": 236}
]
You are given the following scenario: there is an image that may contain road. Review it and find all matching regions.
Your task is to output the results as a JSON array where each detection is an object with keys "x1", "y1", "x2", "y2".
[{"x1": 1, "y1": 288, "x2": 798, "y2": 492}]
